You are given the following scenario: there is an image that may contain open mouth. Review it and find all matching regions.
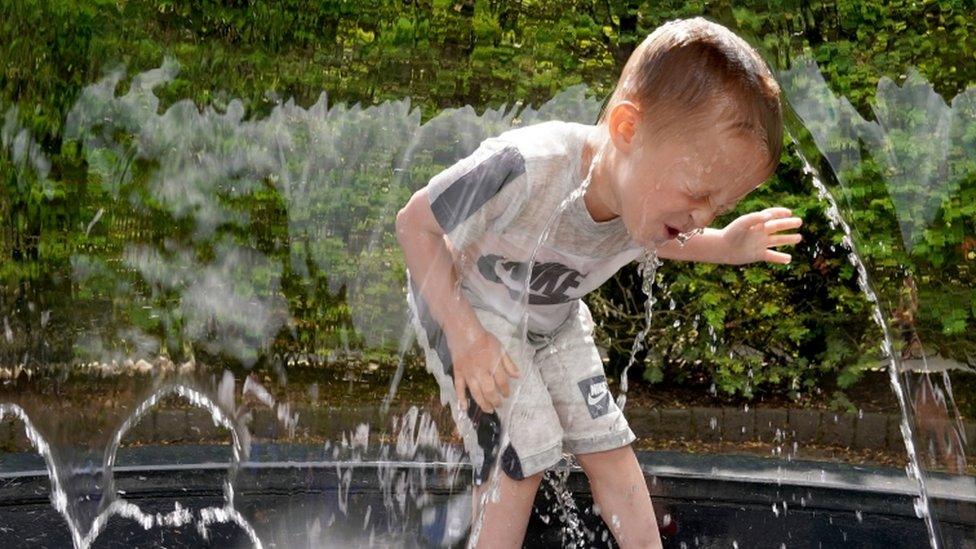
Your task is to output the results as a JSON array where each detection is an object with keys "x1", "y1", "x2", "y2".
[{"x1": 666, "y1": 225, "x2": 681, "y2": 239}]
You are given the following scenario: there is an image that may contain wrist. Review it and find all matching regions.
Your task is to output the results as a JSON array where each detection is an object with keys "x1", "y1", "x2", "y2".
[
  {"x1": 716, "y1": 226, "x2": 729, "y2": 245},
  {"x1": 716, "y1": 227, "x2": 746, "y2": 265},
  {"x1": 445, "y1": 313, "x2": 487, "y2": 352}
]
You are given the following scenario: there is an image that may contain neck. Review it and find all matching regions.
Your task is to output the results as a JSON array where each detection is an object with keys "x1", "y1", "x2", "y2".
[{"x1": 581, "y1": 125, "x2": 620, "y2": 222}]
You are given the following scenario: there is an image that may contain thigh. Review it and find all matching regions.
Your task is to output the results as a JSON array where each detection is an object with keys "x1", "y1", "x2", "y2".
[
  {"x1": 535, "y1": 300, "x2": 636, "y2": 455},
  {"x1": 477, "y1": 308, "x2": 565, "y2": 478},
  {"x1": 406, "y1": 280, "x2": 563, "y2": 482}
]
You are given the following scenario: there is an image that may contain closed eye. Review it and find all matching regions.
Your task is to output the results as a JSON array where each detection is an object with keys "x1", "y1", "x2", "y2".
[{"x1": 704, "y1": 195, "x2": 726, "y2": 215}]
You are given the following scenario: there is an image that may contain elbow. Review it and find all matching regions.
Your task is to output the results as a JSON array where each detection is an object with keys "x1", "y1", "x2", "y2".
[
  {"x1": 397, "y1": 189, "x2": 444, "y2": 247},
  {"x1": 395, "y1": 206, "x2": 411, "y2": 243},
  {"x1": 396, "y1": 201, "x2": 423, "y2": 246}
]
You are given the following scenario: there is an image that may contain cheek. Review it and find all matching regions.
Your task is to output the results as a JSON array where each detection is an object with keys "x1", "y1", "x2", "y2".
[{"x1": 623, "y1": 191, "x2": 658, "y2": 234}]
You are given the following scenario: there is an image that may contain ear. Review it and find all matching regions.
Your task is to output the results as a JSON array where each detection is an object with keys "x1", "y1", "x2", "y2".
[{"x1": 607, "y1": 100, "x2": 642, "y2": 154}]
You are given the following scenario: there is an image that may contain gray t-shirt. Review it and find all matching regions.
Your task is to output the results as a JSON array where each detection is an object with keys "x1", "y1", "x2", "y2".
[{"x1": 424, "y1": 120, "x2": 645, "y2": 334}]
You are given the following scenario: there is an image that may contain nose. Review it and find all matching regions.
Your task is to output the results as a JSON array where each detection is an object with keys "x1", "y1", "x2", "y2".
[{"x1": 689, "y1": 205, "x2": 718, "y2": 230}]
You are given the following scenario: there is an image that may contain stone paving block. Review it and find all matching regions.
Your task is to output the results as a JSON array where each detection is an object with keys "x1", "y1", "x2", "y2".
[
  {"x1": 249, "y1": 409, "x2": 278, "y2": 441},
  {"x1": 788, "y1": 409, "x2": 821, "y2": 444},
  {"x1": 154, "y1": 409, "x2": 189, "y2": 442},
  {"x1": 965, "y1": 421, "x2": 976, "y2": 455},
  {"x1": 690, "y1": 407, "x2": 722, "y2": 442},
  {"x1": 293, "y1": 406, "x2": 381, "y2": 442},
  {"x1": 722, "y1": 407, "x2": 754, "y2": 442},
  {"x1": 852, "y1": 412, "x2": 889, "y2": 450},
  {"x1": 186, "y1": 408, "x2": 226, "y2": 441},
  {"x1": 0, "y1": 416, "x2": 27, "y2": 451},
  {"x1": 656, "y1": 408, "x2": 692, "y2": 440},
  {"x1": 820, "y1": 411, "x2": 855, "y2": 447},
  {"x1": 754, "y1": 408, "x2": 788, "y2": 443},
  {"x1": 126, "y1": 410, "x2": 156, "y2": 444},
  {"x1": 887, "y1": 414, "x2": 907, "y2": 452},
  {"x1": 0, "y1": 417, "x2": 12, "y2": 451},
  {"x1": 8, "y1": 416, "x2": 30, "y2": 452},
  {"x1": 626, "y1": 408, "x2": 660, "y2": 438}
]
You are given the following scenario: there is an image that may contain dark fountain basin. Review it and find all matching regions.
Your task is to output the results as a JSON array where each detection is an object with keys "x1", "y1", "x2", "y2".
[{"x1": 0, "y1": 445, "x2": 973, "y2": 548}]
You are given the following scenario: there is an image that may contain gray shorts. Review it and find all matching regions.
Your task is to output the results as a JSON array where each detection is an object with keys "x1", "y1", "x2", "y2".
[{"x1": 406, "y1": 282, "x2": 635, "y2": 484}]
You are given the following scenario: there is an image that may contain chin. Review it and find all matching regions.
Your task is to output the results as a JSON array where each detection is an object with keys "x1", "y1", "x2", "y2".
[
  {"x1": 630, "y1": 225, "x2": 664, "y2": 249},
  {"x1": 636, "y1": 233, "x2": 667, "y2": 249}
]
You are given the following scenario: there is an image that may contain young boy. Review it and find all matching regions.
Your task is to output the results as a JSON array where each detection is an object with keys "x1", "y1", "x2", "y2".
[{"x1": 396, "y1": 17, "x2": 802, "y2": 548}]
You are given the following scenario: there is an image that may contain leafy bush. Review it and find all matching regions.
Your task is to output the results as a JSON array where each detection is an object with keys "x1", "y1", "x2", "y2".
[{"x1": 0, "y1": 1, "x2": 973, "y2": 401}]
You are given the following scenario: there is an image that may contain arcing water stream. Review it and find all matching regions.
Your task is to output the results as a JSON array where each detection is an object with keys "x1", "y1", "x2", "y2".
[
  {"x1": 799, "y1": 153, "x2": 943, "y2": 547},
  {"x1": 1, "y1": 55, "x2": 972, "y2": 546}
]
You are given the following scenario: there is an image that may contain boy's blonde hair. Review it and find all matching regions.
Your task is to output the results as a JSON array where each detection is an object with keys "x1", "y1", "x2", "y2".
[{"x1": 597, "y1": 17, "x2": 783, "y2": 173}]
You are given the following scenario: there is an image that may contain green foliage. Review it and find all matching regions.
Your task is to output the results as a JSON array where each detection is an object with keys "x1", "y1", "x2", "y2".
[
  {"x1": 1, "y1": 1, "x2": 974, "y2": 402},
  {"x1": 587, "y1": 0, "x2": 976, "y2": 401}
]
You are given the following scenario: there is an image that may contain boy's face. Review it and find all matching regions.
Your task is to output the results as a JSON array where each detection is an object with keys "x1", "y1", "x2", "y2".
[{"x1": 607, "y1": 103, "x2": 773, "y2": 249}]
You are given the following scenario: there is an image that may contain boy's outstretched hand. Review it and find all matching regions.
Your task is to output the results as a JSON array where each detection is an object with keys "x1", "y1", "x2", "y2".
[{"x1": 719, "y1": 206, "x2": 803, "y2": 265}]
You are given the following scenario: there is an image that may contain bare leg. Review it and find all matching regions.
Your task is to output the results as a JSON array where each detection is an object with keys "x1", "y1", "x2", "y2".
[
  {"x1": 575, "y1": 444, "x2": 662, "y2": 549},
  {"x1": 468, "y1": 470, "x2": 544, "y2": 549}
]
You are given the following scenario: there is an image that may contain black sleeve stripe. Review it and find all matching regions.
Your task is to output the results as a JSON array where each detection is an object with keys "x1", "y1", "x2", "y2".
[
  {"x1": 408, "y1": 276, "x2": 454, "y2": 377},
  {"x1": 429, "y1": 145, "x2": 526, "y2": 234}
]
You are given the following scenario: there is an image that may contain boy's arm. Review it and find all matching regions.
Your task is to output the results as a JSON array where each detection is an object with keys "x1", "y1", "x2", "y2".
[
  {"x1": 655, "y1": 227, "x2": 732, "y2": 263},
  {"x1": 656, "y1": 208, "x2": 803, "y2": 265},
  {"x1": 395, "y1": 187, "x2": 521, "y2": 414},
  {"x1": 395, "y1": 187, "x2": 484, "y2": 350}
]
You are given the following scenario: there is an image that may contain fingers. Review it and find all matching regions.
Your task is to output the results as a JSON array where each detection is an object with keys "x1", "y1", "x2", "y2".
[
  {"x1": 763, "y1": 206, "x2": 794, "y2": 218},
  {"x1": 492, "y1": 352, "x2": 521, "y2": 401},
  {"x1": 455, "y1": 344, "x2": 522, "y2": 415},
  {"x1": 766, "y1": 233, "x2": 803, "y2": 247},
  {"x1": 470, "y1": 364, "x2": 503, "y2": 412},
  {"x1": 479, "y1": 372, "x2": 503, "y2": 410},
  {"x1": 735, "y1": 210, "x2": 775, "y2": 229},
  {"x1": 492, "y1": 365, "x2": 511, "y2": 398},
  {"x1": 455, "y1": 376, "x2": 469, "y2": 413},
  {"x1": 502, "y1": 353, "x2": 521, "y2": 378},
  {"x1": 457, "y1": 373, "x2": 492, "y2": 415},
  {"x1": 763, "y1": 216, "x2": 803, "y2": 234},
  {"x1": 764, "y1": 249, "x2": 792, "y2": 264},
  {"x1": 488, "y1": 388, "x2": 503, "y2": 410},
  {"x1": 469, "y1": 381, "x2": 492, "y2": 413}
]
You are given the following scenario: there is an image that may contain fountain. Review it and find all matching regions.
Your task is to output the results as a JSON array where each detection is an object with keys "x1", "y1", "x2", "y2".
[{"x1": 1, "y1": 27, "x2": 974, "y2": 549}]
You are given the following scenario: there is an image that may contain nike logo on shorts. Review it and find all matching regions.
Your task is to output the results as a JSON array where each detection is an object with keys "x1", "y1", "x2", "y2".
[
  {"x1": 587, "y1": 384, "x2": 607, "y2": 406},
  {"x1": 578, "y1": 375, "x2": 611, "y2": 418}
]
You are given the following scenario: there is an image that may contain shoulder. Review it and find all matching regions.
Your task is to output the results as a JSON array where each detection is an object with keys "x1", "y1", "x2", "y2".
[
  {"x1": 448, "y1": 120, "x2": 583, "y2": 179},
  {"x1": 493, "y1": 120, "x2": 584, "y2": 164}
]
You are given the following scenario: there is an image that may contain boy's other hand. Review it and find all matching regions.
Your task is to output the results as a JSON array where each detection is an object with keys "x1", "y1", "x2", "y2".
[
  {"x1": 719, "y1": 207, "x2": 803, "y2": 265},
  {"x1": 448, "y1": 326, "x2": 521, "y2": 414}
]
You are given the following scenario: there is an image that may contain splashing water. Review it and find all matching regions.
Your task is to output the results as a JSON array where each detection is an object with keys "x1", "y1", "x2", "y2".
[
  {"x1": 798, "y1": 153, "x2": 943, "y2": 548},
  {"x1": 2, "y1": 49, "x2": 970, "y2": 547},
  {"x1": 2, "y1": 58, "x2": 622, "y2": 548},
  {"x1": 0, "y1": 380, "x2": 264, "y2": 549},
  {"x1": 616, "y1": 251, "x2": 664, "y2": 411},
  {"x1": 615, "y1": 224, "x2": 703, "y2": 411},
  {"x1": 674, "y1": 226, "x2": 706, "y2": 246},
  {"x1": 1, "y1": 365, "x2": 488, "y2": 547},
  {"x1": 778, "y1": 57, "x2": 976, "y2": 548}
]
